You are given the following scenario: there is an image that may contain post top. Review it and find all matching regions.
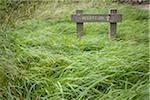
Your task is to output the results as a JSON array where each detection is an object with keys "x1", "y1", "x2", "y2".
[
  {"x1": 110, "y1": 9, "x2": 117, "y2": 13},
  {"x1": 76, "y1": 10, "x2": 83, "y2": 14},
  {"x1": 76, "y1": 10, "x2": 83, "y2": 11}
]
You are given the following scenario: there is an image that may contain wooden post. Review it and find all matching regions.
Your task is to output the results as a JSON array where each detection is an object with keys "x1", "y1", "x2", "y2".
[
  {"x1": 110, "y1": 9, "x2": 117, "y2": 39},
  {"x1": 76, "y1": 10, "x2": 83, "y2": 38}
]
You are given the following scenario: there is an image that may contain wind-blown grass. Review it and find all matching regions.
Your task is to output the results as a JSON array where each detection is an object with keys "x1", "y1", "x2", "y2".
[{"x1": 0, "y1": 1, "x2": 149, "y2": 100}]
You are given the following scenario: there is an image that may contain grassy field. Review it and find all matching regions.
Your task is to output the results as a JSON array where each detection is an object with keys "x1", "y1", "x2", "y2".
[{"x1": 0, "y1": 1, "x2": 149, "y2": 100}]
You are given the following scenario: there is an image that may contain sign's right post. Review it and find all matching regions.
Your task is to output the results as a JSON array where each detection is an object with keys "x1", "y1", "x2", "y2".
[{"x1": 110, "y1": 9, "x2": 117, "y2": 39}]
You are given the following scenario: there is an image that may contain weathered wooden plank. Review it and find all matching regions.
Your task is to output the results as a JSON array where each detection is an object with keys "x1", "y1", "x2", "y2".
[
  {"x1": 72, "y1": 14, "x2": 109, "y2": 22},
  {"x1": 71, "y1": 14, "x2": 122, "y2": 22}
]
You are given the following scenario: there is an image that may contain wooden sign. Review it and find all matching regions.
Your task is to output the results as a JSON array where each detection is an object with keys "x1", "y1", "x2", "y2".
[
  {"x1": 71, "y1": 9, "x2": 122, "y2": 38},
  {"x1": 72, "y1": 14, "x2": 110, "y2": 22}
]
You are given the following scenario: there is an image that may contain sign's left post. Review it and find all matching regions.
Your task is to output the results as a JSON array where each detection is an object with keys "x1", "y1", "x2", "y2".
[{"x1": 76, "y1": 10, "x2": 84, "y2": 38}]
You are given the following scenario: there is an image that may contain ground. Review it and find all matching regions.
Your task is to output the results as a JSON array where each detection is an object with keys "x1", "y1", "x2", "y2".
[{"x1": 0, "y1": 1, "x2": 149, "y2": 100}]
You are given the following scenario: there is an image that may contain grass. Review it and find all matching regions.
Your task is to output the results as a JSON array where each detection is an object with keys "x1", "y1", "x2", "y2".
[{"x1": 0, "y1": 1, "x2": 149, "y2": 100}]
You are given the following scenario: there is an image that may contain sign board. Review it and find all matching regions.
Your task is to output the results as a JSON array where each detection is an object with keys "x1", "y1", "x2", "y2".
[
  {"x1": 72, "y1": 14, "x2": 110, "y2": 22},
  {"x1": 71, "y1": 9, "x2": 122, "y2": 39},
  {"x1": 72, "y1": 14, "x2": 122, "y2": 22}
]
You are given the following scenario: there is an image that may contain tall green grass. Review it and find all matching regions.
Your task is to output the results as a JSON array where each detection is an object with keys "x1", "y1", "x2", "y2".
[{"x1": 0, "y1": 1, "x2": 149, "y2": 100}]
